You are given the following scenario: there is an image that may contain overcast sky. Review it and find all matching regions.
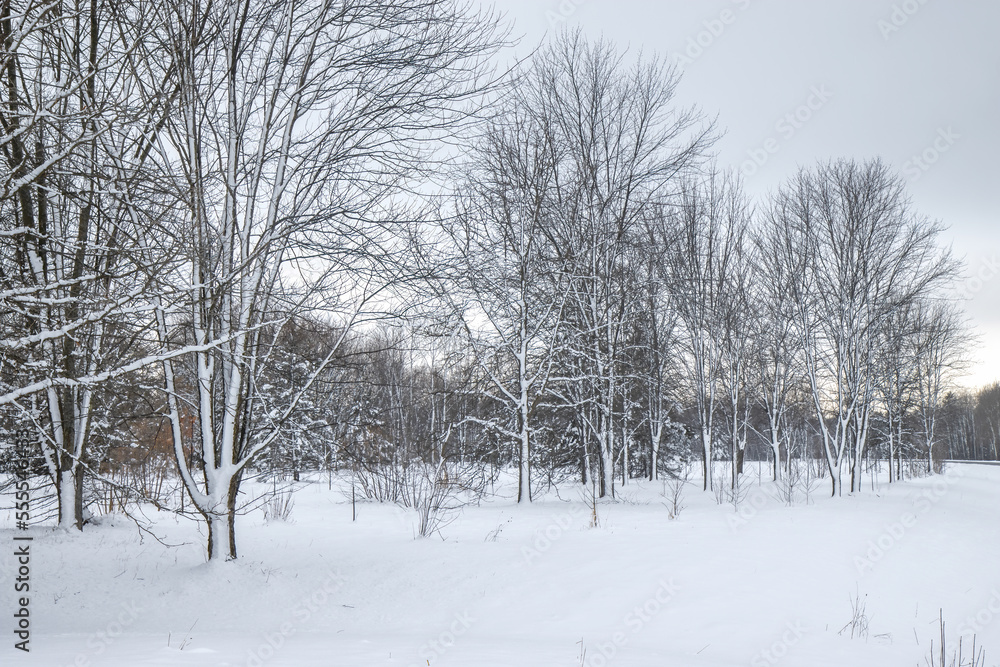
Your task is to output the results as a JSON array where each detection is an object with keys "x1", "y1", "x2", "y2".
[{"x1": 486, "y1": 0, "x2": 1000, "y2": 389}]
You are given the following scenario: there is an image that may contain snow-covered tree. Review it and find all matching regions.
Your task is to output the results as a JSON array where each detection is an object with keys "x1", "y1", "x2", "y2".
[
  {"x1": 771, "y1": 159, "x2": 957, "y2": 495},
  {"x1": 873, "y1": 303, "x2": 918, "y2": 482},
  {"x1": 535, "y1": 31, "x2": 711, "y2": 498},
  {"x1": 439, "y1": 92, "x2": 569, "y2": 503},
  {"x1": 752, "y1": 198, "x2": 809, "y2": 481},
  {"x1": 146, "y1": 0, "x2": 504, "y2": 559},
  {"x1": 911, "y1": 301, "x2": 967, "y2": 473},
  {"x1": 632, "y1": 210, "x2": 683, "y2": 481},
  {"x1": 0, "y1": 0, "x2": 178, "y2": 528},
  {"x1": 666, "y1": 172, "x2": 744, "y2": 492},
  {"x1": 715, "y1": 184, "x2": 753, "y2": 486}
]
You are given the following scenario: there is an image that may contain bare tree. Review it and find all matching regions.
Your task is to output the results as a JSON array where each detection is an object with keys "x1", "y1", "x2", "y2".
[
  {"x1": 751, "y1": 199, "x2": 807, "y2": 481},
  {"x1": 535, "y1": 30, "x2": 712, "y2": 498},
  {"x1": 873, "y1": 303, "x2": 917, "y2": 482},
  {"x1": 666, "y1": 171, "x2": 743, "y2": 492},
  {"x1": 772, "y1": 159, "x2": 957, "y2": 495},
  {"x1": 0, "y1": 0, "x2": 180, "y2": 529},
  {"x1": 439, "y1": 96, "x2": 567, "y2": 503},
  {"x1": 634, "y1": 208, "x2": 681, "y2": 481},
  {"x1": 716, "y1": 185, "x2": 753, "y2": 487},
  {"x1": 146, "y1": 0, "x2": 504, "y2": 559},
  {"x1": 911, "y1": 301, "x2": 968, "y2": 473},
  {"x1": 974, "y1": 383, "x2": 1000, "y2": 460}
]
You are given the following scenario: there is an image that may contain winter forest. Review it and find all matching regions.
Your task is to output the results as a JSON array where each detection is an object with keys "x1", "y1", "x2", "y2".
[{"x1": 1, "y1": 1, "x2": 998, "y2": 665}]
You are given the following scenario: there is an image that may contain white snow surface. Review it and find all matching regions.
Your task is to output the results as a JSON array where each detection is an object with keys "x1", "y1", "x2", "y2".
[{"x1": 2, "y1": 463, "x2": 998, "y2": 666}]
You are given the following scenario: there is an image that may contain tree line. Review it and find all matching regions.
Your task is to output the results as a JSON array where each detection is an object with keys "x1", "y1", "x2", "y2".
[{"x1": 0, "y1": 2, "x2": 982, "y2": 560}]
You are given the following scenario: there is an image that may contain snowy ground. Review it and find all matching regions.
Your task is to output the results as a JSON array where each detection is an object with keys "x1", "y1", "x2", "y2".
[{"x1": 2, "y1": 463, "x2": 998, "y2": 667}]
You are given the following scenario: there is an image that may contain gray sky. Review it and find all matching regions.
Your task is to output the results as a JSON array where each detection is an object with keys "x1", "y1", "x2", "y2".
[{"x1": 487, "y1": 0, "x2": 1000, "y2": 388}]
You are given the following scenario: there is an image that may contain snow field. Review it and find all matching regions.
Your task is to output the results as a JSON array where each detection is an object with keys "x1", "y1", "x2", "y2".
[{"x1": 1, "y1": 463, "x2": 997, "y2": 666}]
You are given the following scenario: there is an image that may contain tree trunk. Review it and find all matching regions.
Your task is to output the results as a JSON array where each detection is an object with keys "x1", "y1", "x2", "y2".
[
  {"x1": 851, "y1": 455, "x2": 862, "y2": 493},
  {"x1": 649, "y1": 423, "x2": 661, "y2": 482},
  {"x1": 701, "y1": 428, "x2": 712, "y2": 491},
  {"x1": 622, "y1": 421, "x2": 629, "y2": 487},
  {"x1": 770, "y1": 435, "x2": 781, "y2": 482},
  {"x1": 203, "y1": 474, "x2": 240, "y2": 561},
  {"x1": 517, "y1": 394, "x2": 531, "y2": 503},
  {"x1": 57, "y1": 466, "x2": 82, "y2": 530},
  {"x1": 887, "y1": 420, "x2": 895, "y2": 483},
  {"x1": 206, "y1": 513, "x2": 231, "y2": 561},
  {"x1": 601, "y1": 434, "x2": 615, "y2": 500},
  {"x1": 828, "y1": 458, "x2": 842, "y2": 497}
]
